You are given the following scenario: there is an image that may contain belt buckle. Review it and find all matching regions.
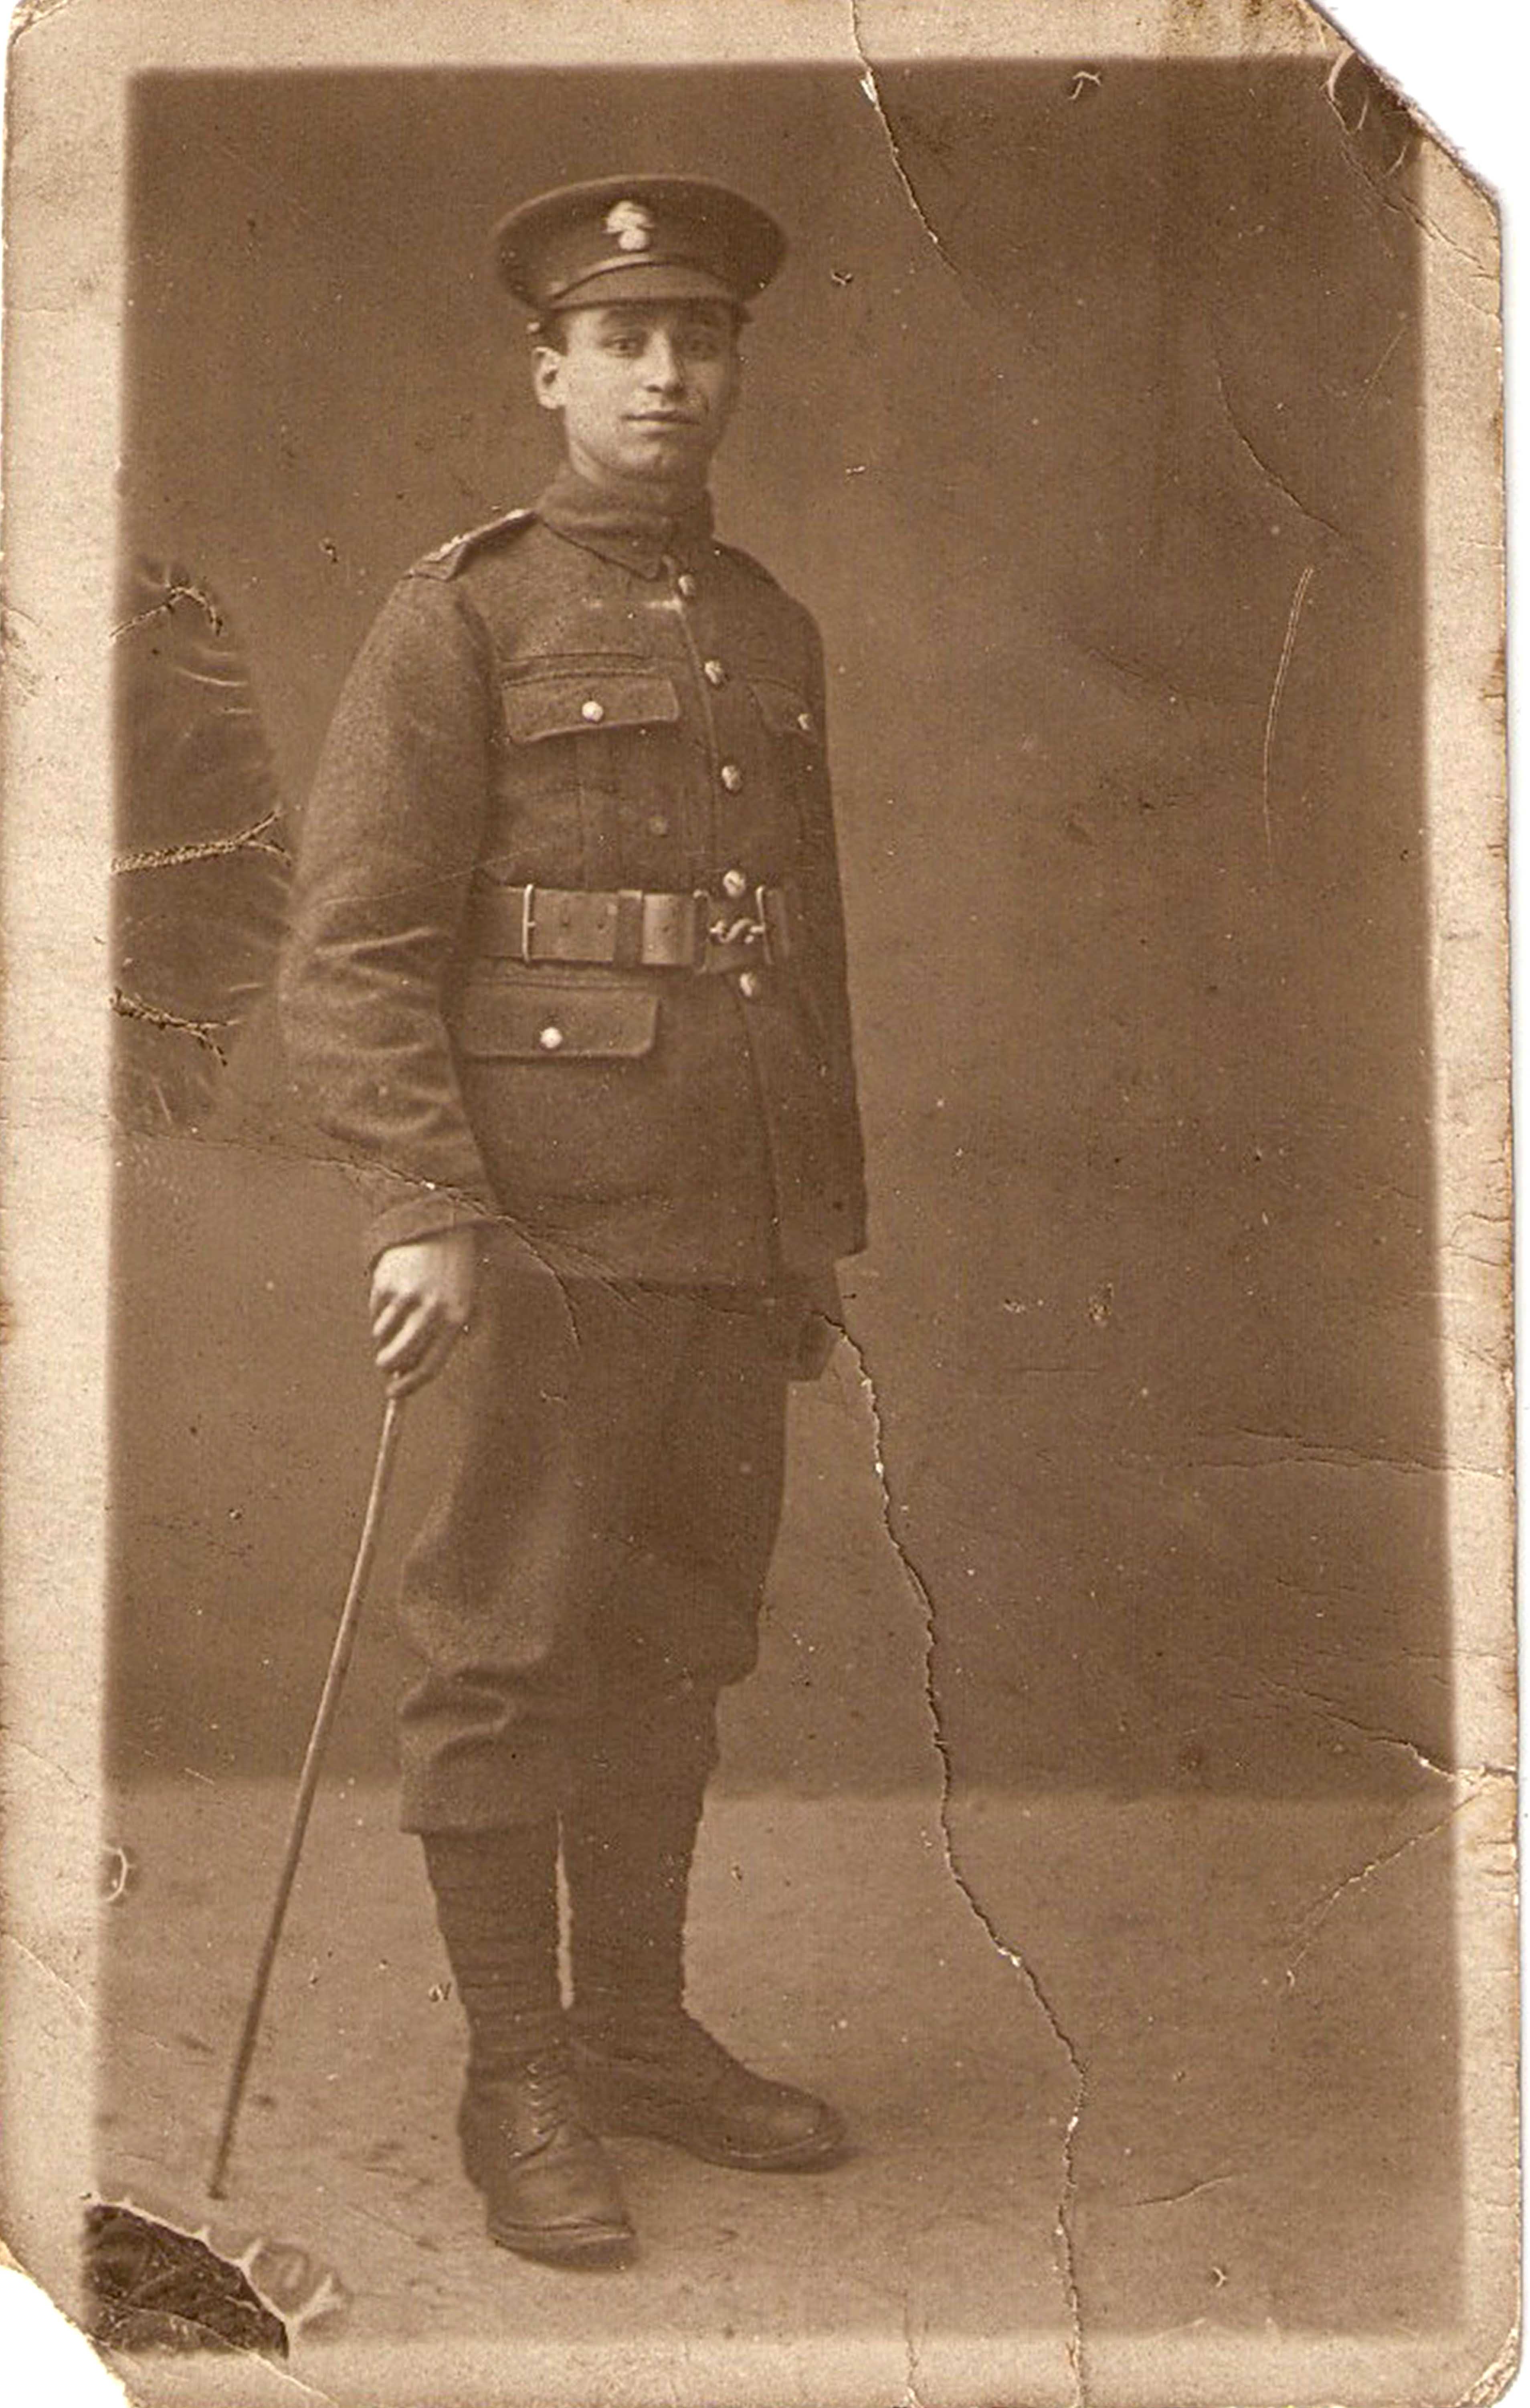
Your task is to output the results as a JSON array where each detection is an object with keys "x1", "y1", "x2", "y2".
[{"x1": 702, "y1": 884, "x2": 774, "y2": 970}]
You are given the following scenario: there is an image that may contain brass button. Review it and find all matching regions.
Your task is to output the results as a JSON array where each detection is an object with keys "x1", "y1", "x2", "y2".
[
  {"x1": 676, "y1": 572, "x2": 699, "y2": 599},
  {"x1": 537, "y1": 1024, "x2": 565, "y2": 1051},
  {"x1": 721, "y1": 867, "x2": 748, "y2": 900},
  {"x1": 580, "y1": 698, "x2": 605, "y2": 724},
  {"x1": 647, "y1": 812, "x2": 670, "y2": 837},
  {"x1": 703, "y1": 658, "x2": 727, "y2": 687},
  {"x1": 797, "y1": 711, "x2": 815, "y2": 735},
  {"x1": 720, "y1": 763, "x2": 744, "y2": 793},
  {"x1": 737, "y1": 970, "x2": 761, "y2": 1001}
]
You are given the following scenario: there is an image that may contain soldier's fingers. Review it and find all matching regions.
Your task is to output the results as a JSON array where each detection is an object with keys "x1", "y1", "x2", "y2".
[
  {"x1": 382, "y1": 1355, "x2": 435, "y2": 1398},
  {"x1": 384, "y1": 1320, "x2": 461, "y2": 1397},
  {"x1": 370, "y1": 1291, "x2": 415, "y2": 1343},
  {"x1": 375, "y1": 1292, "x2": 469, "y2": 1373},
  {"x1": 374, "y1": 1304, "x2": 434, "y2": 1375}
]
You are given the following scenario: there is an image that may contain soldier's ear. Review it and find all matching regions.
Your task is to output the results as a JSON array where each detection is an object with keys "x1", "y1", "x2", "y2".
[{"x1": 531, "y1": 346, "x2": 566, "y2": 414}]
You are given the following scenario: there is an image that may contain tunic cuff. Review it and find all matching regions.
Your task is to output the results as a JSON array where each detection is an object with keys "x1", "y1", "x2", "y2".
[{"x1": 362, "y1": 1185, "x2": 495, "y2": 1267}]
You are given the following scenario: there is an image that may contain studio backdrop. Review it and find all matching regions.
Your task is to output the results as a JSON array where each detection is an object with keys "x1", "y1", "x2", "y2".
[{"x1": 111, "y1": 59, "x2": 1440, "y2": 1804}]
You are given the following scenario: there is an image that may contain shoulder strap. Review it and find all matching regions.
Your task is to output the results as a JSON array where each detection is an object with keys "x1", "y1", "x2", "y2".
[{"x1": 409, "y1": 506, "x2": 538, "y2": 581}]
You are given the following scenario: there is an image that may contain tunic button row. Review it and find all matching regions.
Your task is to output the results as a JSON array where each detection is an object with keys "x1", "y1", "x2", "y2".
[
  {"x1": 538, "y1": 1024, "x2": 565, "y2": 1051},
  {"x1": 676, "y1": 572, "x2": 699, "y2": 600},
  {"x1": 797, "y1": 711, "x2": 815, "y2": 735},
  {"x1": 720, "y1": 762, "x2": 744, "y2": 793},
  {"x1": 737, "y1": 971, "x2": 762, "y2": 1001},
  {"x1": 703, "y1": 657, "x2": 727, "y2": 687},
  {"x1": 580, "y1": 698, "x2": 605, "y2": 723},
  {"x1": 722, "y1": 867, "x2": 748, "y2": 900}
]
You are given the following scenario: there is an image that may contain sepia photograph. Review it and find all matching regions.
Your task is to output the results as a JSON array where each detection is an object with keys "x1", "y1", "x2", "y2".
[{"x1": 0, "y1": 2, "x2": 1516, "y2": 2402}]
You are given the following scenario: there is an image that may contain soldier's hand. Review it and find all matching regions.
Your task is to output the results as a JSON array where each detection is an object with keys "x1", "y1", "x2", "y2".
[{"x1": 370, "y1": 1229, "x2": 477, "y2": 1395}]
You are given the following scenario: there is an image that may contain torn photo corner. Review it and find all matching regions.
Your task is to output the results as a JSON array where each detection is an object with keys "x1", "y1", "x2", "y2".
[{"x1": 0, "y1": 1, "x2": 1514, "y2": 2403}]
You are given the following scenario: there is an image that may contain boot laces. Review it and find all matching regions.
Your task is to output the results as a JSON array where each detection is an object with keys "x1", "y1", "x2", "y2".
[{"x1": 519, "y1": 2050, "x2": 582, "y2": 2135}]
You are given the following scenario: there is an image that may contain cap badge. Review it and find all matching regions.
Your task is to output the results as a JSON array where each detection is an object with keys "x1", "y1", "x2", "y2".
[{"x1": 605, "y1": 199, "x2": 655, "y2": 253}]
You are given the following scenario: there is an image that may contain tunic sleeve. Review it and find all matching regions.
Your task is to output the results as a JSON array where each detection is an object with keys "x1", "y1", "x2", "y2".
[{"x1": 278, "y1": 574, "x2": 499, "y2": 1259}]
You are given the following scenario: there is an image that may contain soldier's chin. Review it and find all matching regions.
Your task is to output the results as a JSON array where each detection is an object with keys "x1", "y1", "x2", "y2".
[
  {"x1": 627, "y1": 423, "x2": 706, "y2": 463},
  {"x1": 622, "y1": 434, "x2": 712, "y2": 489}
]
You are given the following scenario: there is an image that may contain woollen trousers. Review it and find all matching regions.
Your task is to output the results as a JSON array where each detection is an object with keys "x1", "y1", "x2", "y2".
[{"x1": 395, "y1": 1237, "x2": 794, "y2": 1832}]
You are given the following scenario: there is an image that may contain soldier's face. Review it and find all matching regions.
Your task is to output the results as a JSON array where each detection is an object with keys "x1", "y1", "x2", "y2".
[{"x1": 533, "y1": 302, "x2": 741, "y2": 495}]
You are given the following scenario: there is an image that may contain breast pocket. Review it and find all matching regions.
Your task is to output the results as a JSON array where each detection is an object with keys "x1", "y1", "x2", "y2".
[
  {"x1": 745, "y1": 675, "x2": 819, "y2": 832},
  {"x1": 499, "y1": 665, "x2": 685, "y2": 885}
]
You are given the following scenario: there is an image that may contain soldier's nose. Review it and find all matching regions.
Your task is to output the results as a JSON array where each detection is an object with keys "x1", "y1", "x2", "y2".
[{"x1": 644, "y1": 339, "x2": 685, "y2": 390}]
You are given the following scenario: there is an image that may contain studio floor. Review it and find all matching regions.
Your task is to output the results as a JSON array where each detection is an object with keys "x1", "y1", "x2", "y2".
[{"x1": 89, "y1": 1768, "x2": 1510, "y2": 2408}]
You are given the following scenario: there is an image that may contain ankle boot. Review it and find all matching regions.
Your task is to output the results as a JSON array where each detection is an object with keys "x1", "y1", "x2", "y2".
[
  {"x1": 564, "y1": 1713, "x2": 847, "y2": 2172},
  {"x1": 424, "y1": 1824, "x2": 633, "y2": 2264}
]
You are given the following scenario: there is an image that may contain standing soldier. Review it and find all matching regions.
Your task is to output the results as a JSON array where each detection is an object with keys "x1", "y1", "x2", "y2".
[{"x1": 279, "y1": 177, "x2": 866, "y2": 2267}]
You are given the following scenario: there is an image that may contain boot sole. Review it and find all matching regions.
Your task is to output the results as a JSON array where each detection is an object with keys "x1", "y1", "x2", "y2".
[
  {"x1": 485, "y1": 2214, "x2": 636, "y2": 2267},
  {"x1": 589, "y1": 2104, "x2": 850, "y2": 2172}
]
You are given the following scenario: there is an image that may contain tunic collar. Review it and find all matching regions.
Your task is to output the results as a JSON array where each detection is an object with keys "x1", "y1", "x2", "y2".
[{"x1": 535, "y1": 463, "x2": 714, "y2": 578}]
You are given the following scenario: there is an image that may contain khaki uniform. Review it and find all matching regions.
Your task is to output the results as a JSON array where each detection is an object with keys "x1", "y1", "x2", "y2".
[{"x1": 279, "y1": 467, "x2": 866, "y2": 1826}]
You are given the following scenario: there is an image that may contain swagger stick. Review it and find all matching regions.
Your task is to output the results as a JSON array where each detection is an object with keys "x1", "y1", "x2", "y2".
[{"x1": 208, "y1": 1390, "x2": 406, "y2": 2198}]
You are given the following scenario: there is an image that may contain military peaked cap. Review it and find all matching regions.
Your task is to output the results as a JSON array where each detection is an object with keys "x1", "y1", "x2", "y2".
[{"x1": 493, "y1": 175, "x2": 786, "y2": 316}]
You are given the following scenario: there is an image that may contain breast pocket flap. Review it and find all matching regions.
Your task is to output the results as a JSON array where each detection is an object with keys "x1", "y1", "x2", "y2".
[
  {"x1": 501, "y1": 671, "x2": 682, "y2": 743},
  {"x1": 748, "y1": 677, "x2": 817, "y2": 740}
]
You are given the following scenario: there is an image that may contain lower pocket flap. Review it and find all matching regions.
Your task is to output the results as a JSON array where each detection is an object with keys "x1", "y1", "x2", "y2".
[{"x1": 453, "y1": 979, "x2": 660, "y2": 1061}]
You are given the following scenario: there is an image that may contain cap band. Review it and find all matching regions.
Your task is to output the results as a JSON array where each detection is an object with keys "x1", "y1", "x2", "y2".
[{"x1": 546, "y1": 259, "x2": 741, "y2": 310}]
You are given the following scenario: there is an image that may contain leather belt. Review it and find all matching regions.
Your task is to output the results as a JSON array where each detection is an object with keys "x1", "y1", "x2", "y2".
[{"x1": 463, "y1": 881, "x2": 794, "y2": 974}]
